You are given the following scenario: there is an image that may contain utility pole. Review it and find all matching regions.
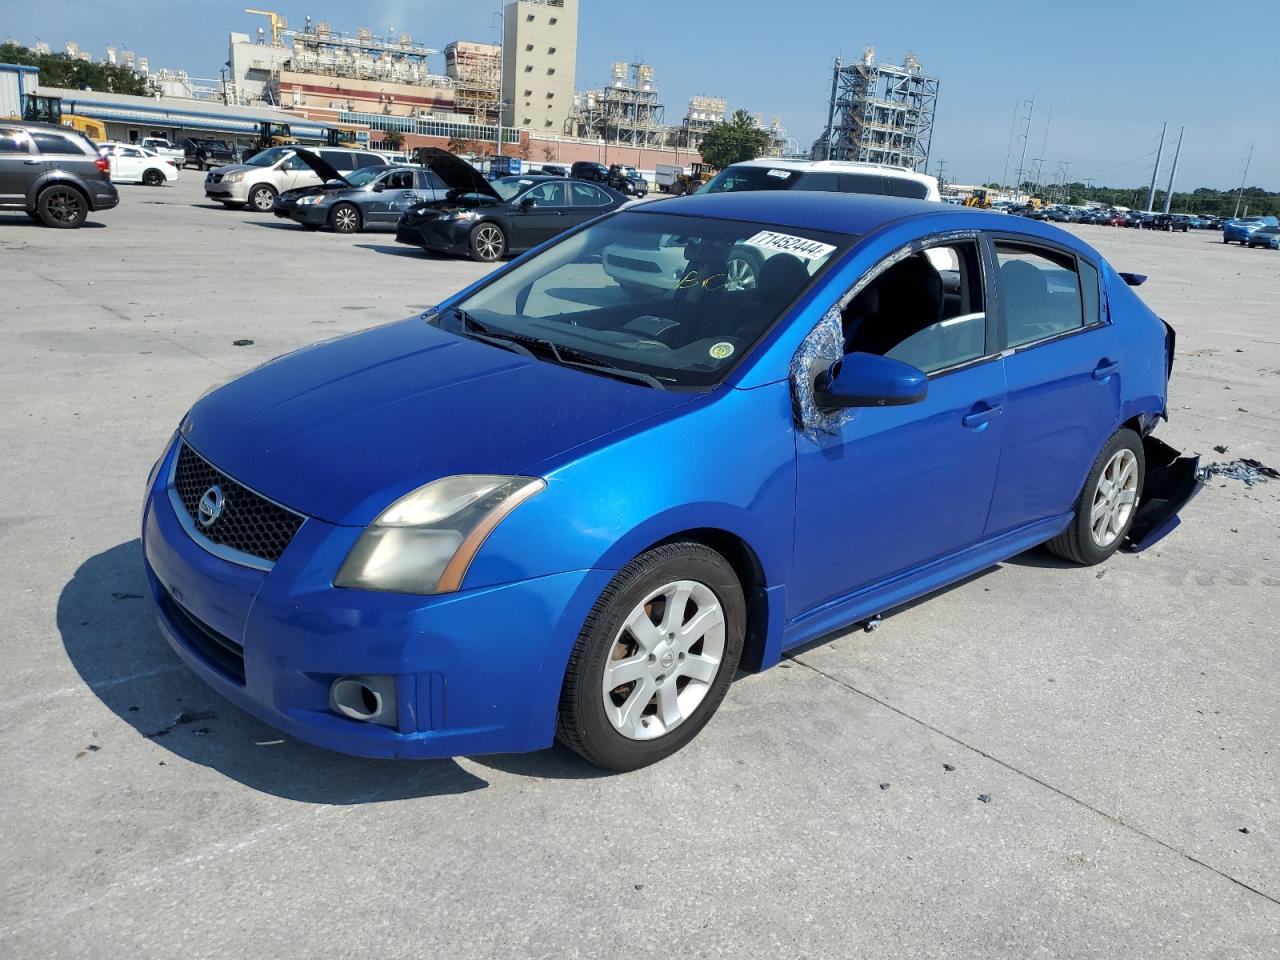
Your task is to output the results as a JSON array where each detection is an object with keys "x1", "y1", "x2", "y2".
[
  {"x1": 1146, "y1": 122, "x2": 1166, "y2": 212},
  {"x1": 1016, "y1": 96, "x2": 1034, "y2": 201},
  {"x1": 1060, "y1": 161, "x2": 1071, "y2": 203},
  {"x1": 1000, "y1": 99, "x2": 1018, "y2": 192},
  {"x1": 493, "y1": 6, "x2": 505, "y2": 157},
  {"x1": 934, "y1": 158, "x2": 946, "y2": 185},
  {"x1": 824, "y1": 57, "x2": 841, "y2": 161},
  {"x1": 1233, "y1": 142, "x2": 1254, "y2": 218},
  {"x1": 1162, "y1": 126, "x2": 1184, "y2": 214}
]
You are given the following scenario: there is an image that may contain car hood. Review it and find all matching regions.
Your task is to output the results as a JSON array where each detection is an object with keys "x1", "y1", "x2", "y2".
[
  {"x1": 417, "y1": 147, "x2": 499, "y2": 200},
  {"x1": 292, "y1": 148, "x2": 350, "y2": 187},
  {"x1": 182, "y1": 317, "x2": 697, "y2": 526}
]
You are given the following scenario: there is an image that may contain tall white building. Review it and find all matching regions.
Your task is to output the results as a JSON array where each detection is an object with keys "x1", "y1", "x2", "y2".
[{"x1": 501, "y1": 0, "x2": 579, "y2": 134}]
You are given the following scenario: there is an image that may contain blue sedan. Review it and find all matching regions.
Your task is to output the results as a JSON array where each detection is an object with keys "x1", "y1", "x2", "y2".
[{"x1": 142, "y1": 193, "x2": 1201, "y2": 770}]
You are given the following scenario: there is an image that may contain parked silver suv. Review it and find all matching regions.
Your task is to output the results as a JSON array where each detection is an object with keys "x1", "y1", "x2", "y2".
[
  {"x1": 204, "y1": 145, "x2": 387, "y2": 212},
  {"x1": 0, "y1": 121, "x2": 119, "y2": 228}
]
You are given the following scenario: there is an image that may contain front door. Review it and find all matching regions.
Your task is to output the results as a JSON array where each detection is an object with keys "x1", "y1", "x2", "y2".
[
  {"x1": 789, "y1": 238, "x2": 1007, "y2": 617},
  {"x1": 512, "y1": 180, "x2": 571, "y2": 246},
  {"x1": 982, "y1": 237, "x2": 1124, "y2": 537},
  {"x1": 0, "y1": 126, "x2": 37, "y2": 203},
  {"x1": 369, "y1": 169, "x2": 422, "y2": 223}
]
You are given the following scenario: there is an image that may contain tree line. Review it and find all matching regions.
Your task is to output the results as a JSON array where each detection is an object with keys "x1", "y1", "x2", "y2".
[
  {"x1": 981, "y1": 177, "x2": 1278, "y2": 216},
  {"x1": 1, "y1": 42, "x2": 153, "y2": 97}
]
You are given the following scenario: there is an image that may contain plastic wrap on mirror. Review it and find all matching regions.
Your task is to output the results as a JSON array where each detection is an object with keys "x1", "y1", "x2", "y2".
[{"x1": 791, "y1": 305, "x2": 854, "y2": 440}]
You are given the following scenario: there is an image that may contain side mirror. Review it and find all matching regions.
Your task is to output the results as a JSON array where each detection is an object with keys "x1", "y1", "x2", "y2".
[
  {"x1": 815, "y1": 352, "x2": 927, "y2": 409},
  {"x1": 518, "y1": 196, "x2": 536, "y2": 210},
  {"x1": 372, "y1": 181, "x2": 385, "y2": 192}
]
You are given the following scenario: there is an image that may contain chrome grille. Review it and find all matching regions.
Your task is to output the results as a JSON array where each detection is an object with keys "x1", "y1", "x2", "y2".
[{"x1": 171, "y1": 441, "x2": 304, "y2": 567}]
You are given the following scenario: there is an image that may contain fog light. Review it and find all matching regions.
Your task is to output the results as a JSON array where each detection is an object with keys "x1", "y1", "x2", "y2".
[{"x1": 330, "y1": 675, "x2": 398, "y2": 727}]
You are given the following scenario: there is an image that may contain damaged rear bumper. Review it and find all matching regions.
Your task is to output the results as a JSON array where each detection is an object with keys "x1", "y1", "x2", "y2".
[{"x1": 1123, "y1": 435, "x2": 1204, "y2": 552}]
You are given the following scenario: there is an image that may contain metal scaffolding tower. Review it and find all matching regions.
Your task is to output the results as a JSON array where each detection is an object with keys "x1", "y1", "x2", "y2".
[
  {"x1": 814, "y1": 48, "x2": 939, "y2": 171},
  {"x1": 572, "y1": 61, "x2": 667, "y2": 147}
]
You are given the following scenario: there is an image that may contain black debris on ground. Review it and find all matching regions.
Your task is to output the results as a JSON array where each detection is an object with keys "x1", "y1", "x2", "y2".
[
  {"x1": 232, "y1": 338, "x2": 254, "y2": 346},
  {"x1": 1239, "y1": 827, "x2": 1250, "y2": 835},
  {"x1": 1203, "y1": 458, "x2": 1280, "y2": 487},
  {"x1": 146, "y1": 709, "x2": 218, "y2": 738},
  {"x1": 1214, "y1": 445, "x2": 1229, "y2": 454},
  {"x1": 977, "y1": 793, "x2": 992, "y2": 804},
  {"x1": 943, "y1": 763, "x2": 956, "y2": 772},
  {"x1": 879, "y1": 783, "x2": 890, "y2": 791}
]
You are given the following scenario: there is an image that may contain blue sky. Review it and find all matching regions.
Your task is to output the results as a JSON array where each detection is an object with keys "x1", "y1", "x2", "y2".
[{"x1": 5, "y1": 0, "x2": 1277, "y2": 190}]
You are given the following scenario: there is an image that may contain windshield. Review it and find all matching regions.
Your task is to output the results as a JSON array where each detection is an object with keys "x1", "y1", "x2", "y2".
[
  {"x1": 448, "y1": 211, "x2": 849, "y2": 389},
  {"x1": 341, "y1": 167, "x2": 384, "y2": 187},
  {"x1": 244, "y1": 146, "x2": 293, "y2": 167},
  {"x1": 491, "y1": 177, "x2": 535, "y2": 201},
  {"x1": 703, "y1": 166, "x2": 802, "y2": 193}
]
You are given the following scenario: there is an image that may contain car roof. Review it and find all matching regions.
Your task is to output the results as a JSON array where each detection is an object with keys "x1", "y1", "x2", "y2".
[
  {"x1": 726, "y1": 157, "x2": 937, "y2": 184},
  {"x1": 1, "y1": 120, "x2": 80, "y2": 134},
  {"x1": 633, "y1": 191, "x2": 1093, "y2": 248}
]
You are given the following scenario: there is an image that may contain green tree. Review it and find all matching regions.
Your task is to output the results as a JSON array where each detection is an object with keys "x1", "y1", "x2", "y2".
[
  {"x1": 380, "y1": 128, "x2": 405, "y2": 150},
  {"x1": 0, "y1": 42, "x2": 153, "y2": 96},
  {"x1": 697, "y1": 109, "x2": 771, "y2": 170}
]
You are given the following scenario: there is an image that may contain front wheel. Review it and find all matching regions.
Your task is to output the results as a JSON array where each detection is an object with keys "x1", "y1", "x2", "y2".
[
  {"x1": 248, "y1": 183, "x2": 276, "y2": 213},
  {"x1": 329, "y1": 202, "x2": 362, "y2": 234},
  {"x1": 557, "y1": 542, "x2": 746, "y2": 771},
  {"x1": 1046, "y1": 427, "x2": 1144, "y2": 565},
  {"x1": 468, "y1": 222, "x2": 506, "y2": 262}
]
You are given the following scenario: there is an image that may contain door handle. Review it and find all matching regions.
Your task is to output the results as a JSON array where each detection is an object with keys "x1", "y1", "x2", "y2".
[
  {"x1": 24, "y1": 158, "x2": 42, "y2": 165},
  {"x1": 1092, "y1": 359, "x2": 1121, "y2": 381},
  {"x1": 962, "y1": 403, "x2": 1003, "y2": 429}
]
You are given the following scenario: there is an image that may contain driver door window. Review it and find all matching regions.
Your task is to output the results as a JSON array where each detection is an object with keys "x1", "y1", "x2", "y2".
[{"x1": 841, "y1": 240, "x2": 989, "y2": 375}]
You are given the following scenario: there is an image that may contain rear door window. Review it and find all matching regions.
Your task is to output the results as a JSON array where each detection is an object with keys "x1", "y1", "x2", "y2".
[
  {"x1": 838, "y1": 173, "x2": 886, "y2": 195},
  {"x1": 886, "y1": 177, "x2": 930, "y2": 199},
  {"x1": 32, "y1": 132, "x2": 88, "y2": 155},
  {"x1": 354, "y1": 153, "x2": 384, "y2": 169},
  {"x1": 994, "y1": 243, "x2": 1087, "y2": 348},
  {"x1": 570, "y1": 182, "x2": 612, "y2": 206},
  {"x1": 794, "y1": 172, "x2": 840, "y2": 192}
]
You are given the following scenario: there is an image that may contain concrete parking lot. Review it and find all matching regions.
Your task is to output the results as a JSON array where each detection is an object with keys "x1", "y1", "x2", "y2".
[{"x1": 1, "y1": 176, "x2": 1277, "y2": 958}]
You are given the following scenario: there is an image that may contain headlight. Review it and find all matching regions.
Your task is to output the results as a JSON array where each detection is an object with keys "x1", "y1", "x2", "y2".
[
  {"x1": 334, "y1": 475, "x2": 544, "y2": 594},
  {"x1": 224, "y1": 171, "x2": 244, "y2": 183},
  {"x1": 440, "y1": 209, "x2": 477, "y2": 222},
  {"x1": 296, "y1": 194, "x2": 324, "y2": 205}
]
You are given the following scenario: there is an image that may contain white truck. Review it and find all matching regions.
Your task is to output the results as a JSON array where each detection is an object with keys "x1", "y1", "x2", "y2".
[
  {"x1": 654, "y1": 163, "x2": 685, "y2": 193},
  {"x1": 138, "y1": 136, "x2": 186, "y2": 163}
]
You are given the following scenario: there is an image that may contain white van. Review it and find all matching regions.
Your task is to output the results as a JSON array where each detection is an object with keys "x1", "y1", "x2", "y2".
[
  {"x1": 203, "y1": 146, "x2": 387, "y2": 212},
  {"x1": 696, "y1": 158, "x2": 941, "y2": 202}
]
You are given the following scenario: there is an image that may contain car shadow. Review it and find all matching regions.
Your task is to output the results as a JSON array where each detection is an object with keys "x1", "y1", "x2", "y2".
[
  {"x1": 0, "y1": 215, "x2": 107, "y2": 228},
  {"x1": 1002, "y1": 545, "x2": 1079, "y2": 569},
  {"x1": 59, "y1": 540, "x2": 494, "y2": 801},
  {"x1": 354, "y1": 243, "x2": 434, "y2": 258}
]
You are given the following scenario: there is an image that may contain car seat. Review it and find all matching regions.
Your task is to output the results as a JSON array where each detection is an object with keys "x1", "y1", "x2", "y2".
[{"x1": 845, "y1": 254, "x2": 944, "y2": 357}]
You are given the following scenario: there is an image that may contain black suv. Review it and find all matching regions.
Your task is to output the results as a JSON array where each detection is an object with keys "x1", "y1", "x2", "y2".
[
  {"x1": 182, "y1": 137, "x2": 237, "y2": 170},
  {"x1": 571, "y1": 161, "x2": 610, "y2": 183},
  {"x1": 0, "y1": 121, "x2": 119, "y2": 228}
]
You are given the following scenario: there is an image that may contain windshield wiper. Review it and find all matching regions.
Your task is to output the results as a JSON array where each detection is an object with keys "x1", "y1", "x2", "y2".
[
  {"x1": 445, "y1": 308, "x2": 665, "y2": 390},
  {"x1": 445, "y1": 307, "x2": 536, "y2": 359}
]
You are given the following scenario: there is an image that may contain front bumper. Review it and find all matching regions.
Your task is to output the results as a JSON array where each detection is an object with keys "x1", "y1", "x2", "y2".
[
  {"x1": 141, "y1": 438, "x2": 611, "y2": 759},
  {"x1": 396, "y1": 219, "x2": 467, "y2": 254},
  {"x1": 288, "y1": 204, "x2": 331, "y2": 226},
  {"x1": 204, "y1": 177, "x2": 249, "y2": 202}
]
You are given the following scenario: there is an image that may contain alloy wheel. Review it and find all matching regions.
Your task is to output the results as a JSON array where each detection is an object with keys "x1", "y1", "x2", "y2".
[
  {"x1": 44, "y1": 189, "x2": 84, "y2": 226},
  {"x1": 725, "y1": 255, "x2": 758, "y2": 291},
  {"x1": 474, "y1": 224, "x2": 504, "y2": 261},
  {"x1": 602, "y1": 580, "x2": 726, "y2": 741},
  {"x1": 1089, "y1": 448, "x2": 1138, "y2": 548},
  {"x1": 333, "y1": 206, "x2": 359, "y2": 233}
]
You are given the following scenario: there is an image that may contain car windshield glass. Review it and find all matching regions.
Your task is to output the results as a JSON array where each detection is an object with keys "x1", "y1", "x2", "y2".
[
  {"x1": 244, "y1": 147, "x2": 292, "y2": 166},
  {"x1": 491, "y1": 177, "x2": 533, "y2": 201},
  {"x1": 448, "y1": 211, "x2": 850, "y2": 389},
  {"x1": 342, "y1": 167, "x2": 383, "y2": 187},
  {"x1": 702, "y1": 167, "x2": 802, "y2": 193}
]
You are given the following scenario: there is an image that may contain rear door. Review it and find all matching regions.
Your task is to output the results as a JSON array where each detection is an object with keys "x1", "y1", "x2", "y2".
[
  {"x1": 512, "y1": 180, "x2": 572, "y2": 245},
  {"x1": 0, "y1": 126, "x2": 38, "y2": 203},
  {"x1": 31, "y1": 130, "x2": 100, "y2": 183},
  {"x1": 113, "y1": 145, "x2": 146, "y2": 181},
  {"x1": 567, "y1": 181, "x2": 616, "y2": 227},
  {"x1": 981, "y1": 236, "x2": 1122, "y2": 537}
]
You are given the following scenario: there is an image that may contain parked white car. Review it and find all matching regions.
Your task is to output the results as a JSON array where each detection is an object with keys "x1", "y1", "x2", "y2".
[
  {"x1": 138, "y1": 136, "x2": 186, "y2": 162},
  {"x1": 98, "y1": 142, "x2": 180, "y2": 186}
]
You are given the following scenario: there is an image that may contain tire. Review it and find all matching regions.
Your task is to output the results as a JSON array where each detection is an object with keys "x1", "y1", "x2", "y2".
[
  {"x1": 36, "y1": 185, "x2": 88, "y2": 229},
  {"x1": 725, "y1": 248, "x2": 763, "y2": 291},
  {"x1": 557, "y1": 542, "x2": 746, "y2": 771},
  {"x1": 248, "y1": 183, "x2": 277, "y2": 213},
  {"x1": 468, "y1": 222, "x2": 506, "y2": 262},
  {"x1": 143, "y1": 168, "x2": 165, "y2": 186},
  {"x1": 1046, "y1": 427, "x2": 1144, "y2": 565},
  {"x1": 329, "y1": 203, "x2": 362, "y2": 234}
]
